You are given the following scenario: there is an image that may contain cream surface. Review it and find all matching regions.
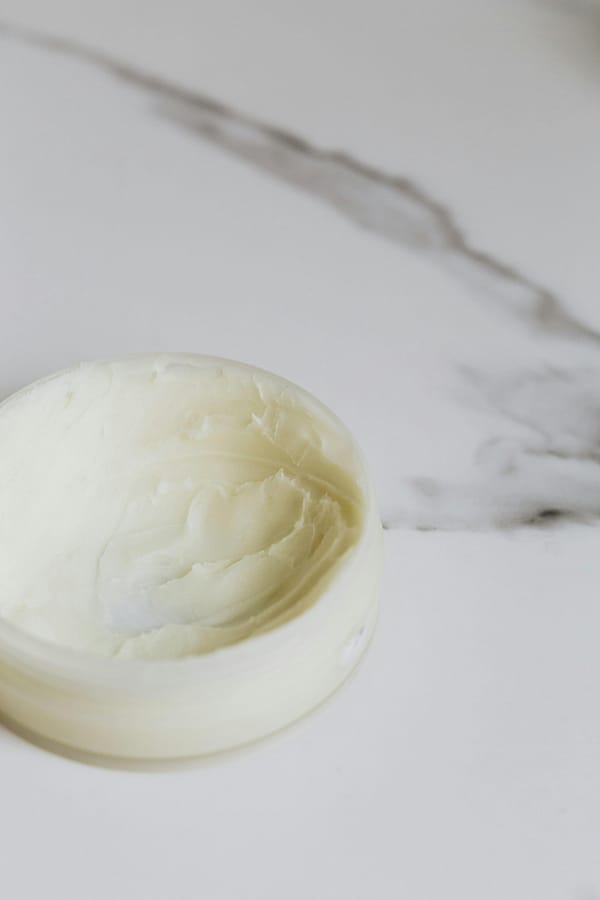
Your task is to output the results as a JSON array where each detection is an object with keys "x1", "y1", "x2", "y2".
[{"x1": 0, "y1": 356, "x2": 363, "y2": 659}]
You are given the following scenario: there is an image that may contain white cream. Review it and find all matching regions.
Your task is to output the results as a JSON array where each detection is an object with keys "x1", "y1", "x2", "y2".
[
  {"x1": 0, "y1": 355, "x2": 381, "y2": 759},
  {"x1": 0, "y1": 356, "x2": 361, "y2": 660}
]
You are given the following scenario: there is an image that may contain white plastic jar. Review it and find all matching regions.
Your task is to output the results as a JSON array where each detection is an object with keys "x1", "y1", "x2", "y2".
[{"x1": 0, "y1": 354, "x2": 382, "y2": 759}]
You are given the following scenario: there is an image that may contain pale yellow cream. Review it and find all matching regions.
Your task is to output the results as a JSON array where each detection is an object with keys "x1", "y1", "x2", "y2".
[{"x1": 0, "y1": 356, "x2": 362, "y2": 659}]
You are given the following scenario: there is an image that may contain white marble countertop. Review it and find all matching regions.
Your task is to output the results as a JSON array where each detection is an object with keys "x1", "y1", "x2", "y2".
[{"x1": 1, "y1": 1, "x2": 600, "y2": 897}]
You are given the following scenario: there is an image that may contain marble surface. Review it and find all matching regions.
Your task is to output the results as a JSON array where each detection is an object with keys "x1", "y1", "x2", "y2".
[{"x1": 1, "y1": 1, "x2": 600, "y2": 898}]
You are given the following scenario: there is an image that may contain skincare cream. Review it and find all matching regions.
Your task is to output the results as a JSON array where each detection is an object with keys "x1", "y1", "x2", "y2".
[{"x1": 0, "y1": 355, "x2": 381, "y2": 759}]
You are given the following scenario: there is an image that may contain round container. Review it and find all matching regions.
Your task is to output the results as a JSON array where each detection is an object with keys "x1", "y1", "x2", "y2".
[{"x1": 0, "y1": 354, "x2": 382, "y2": 760}]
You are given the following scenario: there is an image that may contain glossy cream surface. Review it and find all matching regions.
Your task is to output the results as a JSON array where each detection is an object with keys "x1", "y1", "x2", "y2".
[{"x1": 0, "y1": 356, "x2": 363, "y2": 659}]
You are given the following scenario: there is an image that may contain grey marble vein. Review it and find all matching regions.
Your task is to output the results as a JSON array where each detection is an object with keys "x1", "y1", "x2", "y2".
[
  {"x1": 2, "y1": 20, "x2": 599, "y2": 533},
  {"x1": 385, "y1": 364, "x2": 600, "y2": 530},
  {"x1": 1, "y1": 19, "x2": 597, "y2": 347}
]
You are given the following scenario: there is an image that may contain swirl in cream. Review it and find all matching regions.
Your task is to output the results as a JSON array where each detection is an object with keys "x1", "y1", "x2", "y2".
[{"x1": 0, "y1": 355, "x2": 363, "y2": 659}]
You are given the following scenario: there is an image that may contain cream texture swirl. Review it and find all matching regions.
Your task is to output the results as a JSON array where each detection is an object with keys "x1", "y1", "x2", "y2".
[{"x1": 0, "y1": 356, "x2": 363, "y2": 659}]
